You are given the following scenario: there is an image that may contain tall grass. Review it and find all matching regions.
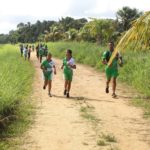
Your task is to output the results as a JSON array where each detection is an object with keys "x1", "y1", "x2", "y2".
[
  {"x1": 0, "y1": 45, "x2": 34, "y2": 149},
  {"x1": 48, "y1": 41, "x2": 106, "y2": 70}
]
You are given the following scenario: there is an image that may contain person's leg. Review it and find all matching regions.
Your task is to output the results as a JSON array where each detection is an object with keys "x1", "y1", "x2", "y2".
[
  {"x1": 105, "y1": 67, "x2": 111, "y2": 93},
  {"x1": 43, "y1": 80, "x2": 48, "y2": 89},
  {"x1": 66, "y1": 81, "x2": 72, "y2": 98},
  {"x1": 48, "y1": 80, "x2": 52, "y2": 96},
  {"x1": 112, "y1": 77, "x2": 117, "y2": 97},
  {"x1": 106, "y1": 78, "x2": 111, "y2": 93},
  {"x1": 40, "y1": 56, "x2": 42, "y2": 63},
  {"x1": 68, "y1": 81, "x2": 71, "y2": 93},
  {"x1": 66, "y1": 72, "x2": 72, "y2": 98},
  {"x1": 64, "y1": 80, "x2": 68, "y2": 95}
]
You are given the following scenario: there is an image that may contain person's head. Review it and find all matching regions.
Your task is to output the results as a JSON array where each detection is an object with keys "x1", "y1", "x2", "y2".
[
  {"x1": 47, "y1": 52, "x2": 52, "y2": 60},
  {"x1": 66, "y1": 49, "x2": 72, "y2": 58},
  {"x1": 108, "y1": 41, "x2": 114, "y2": 52}
]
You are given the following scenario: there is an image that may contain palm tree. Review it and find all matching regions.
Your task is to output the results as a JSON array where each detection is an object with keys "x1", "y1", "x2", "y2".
[{"x1": 108, "y1": 11, "x2": 150, "y2": 66}]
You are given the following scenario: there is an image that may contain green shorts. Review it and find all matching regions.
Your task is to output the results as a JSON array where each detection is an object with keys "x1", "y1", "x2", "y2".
[
  {"x1": 64, "y1": 70, "x2": 73, "y2": 81},
  {"x1": 105, "y1": 66, "x2": 119, "y2": 79},
  {"x1": 43, "y1": 71, "x2": 52, "y2": 80}
]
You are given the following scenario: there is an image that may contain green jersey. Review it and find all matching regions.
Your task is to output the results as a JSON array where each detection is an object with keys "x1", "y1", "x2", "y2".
[
  {"x1": 63, "y1": 58, "x2": 75, "y2": 73},
  {"x1": 63, "y1": 58, "x2": 75, "y2": 81},
  {"x1": 102, "y1": 50, "x2": 119, "y2": 69},
  {"x1": 102, "y1": 50, "x2": 120, "y2": 79},
  {"x1": 41, "y1": 59, "x2": 55, "y2": 73},
  {"x1": 39, "y1": 48, "x2": 43, "y2": 56}
]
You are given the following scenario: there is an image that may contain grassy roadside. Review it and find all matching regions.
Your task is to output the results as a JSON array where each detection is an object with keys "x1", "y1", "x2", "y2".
[
  {"x1": 47, "y1": 41, "x2": 150, "y2": 118},
  {"x1": 0, "y1": 45, "x2": 35, "y2": 149}
]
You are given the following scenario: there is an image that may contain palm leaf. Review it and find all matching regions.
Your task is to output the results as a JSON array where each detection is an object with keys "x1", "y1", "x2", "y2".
[{"x1": 108, "y1": 11, "x2": 150, "y2": 66}]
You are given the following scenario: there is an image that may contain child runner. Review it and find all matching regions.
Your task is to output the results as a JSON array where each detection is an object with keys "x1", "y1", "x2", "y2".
[
  {"x1": 20, "y1": 44, "x2": 23, "y2": 57},
  {"x1": 44, "y1": 45, "x2": 48, "y2": 57},
  {"x1": 28, "y1": 46, "x2": 32, "y2": 60},
  {"x1": 41, "y1": 53, "x2": 56, "y2": 97},
  {"x1": 102, "y1": 41, "x2": 123, "y2": 98},
  {"x1": 32, "y1": 44, "x2": 34, "y2": 51},
  {"x1": 39, "y1": 44, "x2": 44, "y2": 63},
  {"x1": 23, "y1": 46, "x2": 28, "y2": 60},
  {"x1": 36, "y1": 44, "x2": 39, "y2": 60},
  {"x1": 61, "y1": 49, "x2": 76, "y2": 98}
]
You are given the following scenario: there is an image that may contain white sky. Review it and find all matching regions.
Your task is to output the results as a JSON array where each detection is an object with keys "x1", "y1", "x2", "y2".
[{"x1": 0, "y1": 0, "x2": 149, "y2": 34}]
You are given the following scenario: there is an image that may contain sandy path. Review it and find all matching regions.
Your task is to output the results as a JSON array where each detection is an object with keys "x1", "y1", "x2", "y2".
[{"x1": 22, "y1": 52, "x2": 150, "y2": 150}]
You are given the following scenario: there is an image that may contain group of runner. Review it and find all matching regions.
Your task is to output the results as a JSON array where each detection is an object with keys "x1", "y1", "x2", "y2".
[
  {"x1": 20, "y1": 44, "x2": 34, "y2": 60},
  {"x1": 35, "y1": 44, "x2": 48, "y2": 63},
  {"x1": 19, "y1": 41, "x2": 123, "y2": 98},
  {"x1": 40, "y1": 49, "x2": 76, "y2": 98}
]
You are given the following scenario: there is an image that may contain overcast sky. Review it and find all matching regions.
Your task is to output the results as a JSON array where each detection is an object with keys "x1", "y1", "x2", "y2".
[{"x1": 0, "y1": 0, "x2": 149, "y2": 34}]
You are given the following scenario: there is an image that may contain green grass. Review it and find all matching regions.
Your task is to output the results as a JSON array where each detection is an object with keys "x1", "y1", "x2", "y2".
[
  {"x1": 48, "y1": 41, "x2": 150, "y2": 117},
  {"x1": 97, "y1": 140, "x2": 107, "y2": 146},
  {"x1": 0, "y1": 44, "x2": 35, "y2": 149},
  {"x1": 48, "y1": 41, "x2": 106, "y2": 70},
  {"x1": 101, "y1": 133, "x2": 117, "y2": 142},
  {"x1": 80, "y1": 106, "x2": 99, "y2": 122},
  {"x1": 131, "y1": 99, "x2": 150, "y2": 118}
]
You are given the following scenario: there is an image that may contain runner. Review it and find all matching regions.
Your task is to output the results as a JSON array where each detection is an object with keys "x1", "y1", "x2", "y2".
[
  {"x1": 61, "y1": 49, "x2": 76, "y2": 98},
  {"x1": 39, "y1": 44, "x2": 44, "y2": 63},
  {"x1": 36, "y1": 44, "x2": 39, "y2": 60},
  {"x1": 19, "y1": 44, "x2": 23, "y2": 57},
  {"x1": 32, "y1": 44, "x2": 35, "y2": 51},
  {"x1": 23, "y1": 46, "x2": 28, "y2": 60},
  {"x1": 28, "y1": 46, "x2": 32, "y2": 60},
  {"x1": 44, "y1": 45, "x2": 48, "y2": 57},
  {"x1": 102, "y1": 41, "x2": 123, "y2": 98},
  {"x1": 41, "y1": 53, "x2": 56, "y2": 97}
]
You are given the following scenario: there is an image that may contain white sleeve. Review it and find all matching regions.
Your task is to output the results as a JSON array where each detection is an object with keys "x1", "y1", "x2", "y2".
[
  {"x1": 52, "y1": 61, "x2": 55, "y2": 67},
  {"x1": 70, "y1": 58, "x2": 75, "y2": 65}
]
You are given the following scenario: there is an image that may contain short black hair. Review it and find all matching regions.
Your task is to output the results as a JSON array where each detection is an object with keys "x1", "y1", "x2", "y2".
[{"x1": 67, "y1": 49, "x2": 72, "y2": 55}]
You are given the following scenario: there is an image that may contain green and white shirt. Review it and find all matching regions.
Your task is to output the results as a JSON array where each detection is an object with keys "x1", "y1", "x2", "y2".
[
  {"x1": 63, "y1": 58, "x2": 75, "y2": 73},
  {"x1": 41, "y1": 59, "x2": 55, "y2": 73}
]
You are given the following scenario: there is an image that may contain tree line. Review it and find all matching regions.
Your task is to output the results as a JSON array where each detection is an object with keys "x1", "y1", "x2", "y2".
[{"x1": 0, "y1": 6, "x2": 142, "y2": 44}]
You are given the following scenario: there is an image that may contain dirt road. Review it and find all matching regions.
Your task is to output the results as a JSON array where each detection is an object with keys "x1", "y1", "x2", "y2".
[{"x1": 22, "y1": 52, "x2": 150, "y2": 150}]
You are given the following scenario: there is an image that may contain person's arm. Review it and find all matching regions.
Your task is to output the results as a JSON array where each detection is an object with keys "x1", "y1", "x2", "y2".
[
  {"x1": 69, "y1": 64, "x2": 76, "y2": 69},
  {"x1": 118, "y1": 52, "x2": 123, "y2": 67},
  {"x1": 68, "y1": 59, "x2": 76, "y2": 69},
  {"x1": 102, "y1": 59, "x2": 107, "y2": 65},
  {"x1": 40, "y1": 62, "x2": 46, "y2": 72},
  {"x1": 61, "y1": 60, "x2": 64, "y2": 69},
  {"x1": 102, "y1": 51, "x2": 108, "y2": 65},
  {"x1": 53, "y1": 65, "x2": 57, "y2": 75},
  {"x1": 61, "y1": 64, "x2": 64, "y2": 69}
]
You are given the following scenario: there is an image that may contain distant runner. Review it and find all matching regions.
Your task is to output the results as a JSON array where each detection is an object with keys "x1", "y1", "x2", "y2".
[
  {"x1": 41, "y1": 53, "x2": 56, "y2": 97},
  {"x1": 44, "y1": 45, "x2": 48, "y2": 57},
  {"x1": 28, "y1": 46, "x2": 32, "y2": 60},
  {"x1": 61, "y1": 49, "x2": 76, "y2": 98},
  {"x1": 23, "y1": 46, "x2": 28, "y2": 60},
  {"x1": 39, "y1": 44, "x2": 44, "y2": 63},
  {"x1": 36, "y1": 44, "x2": 39, "y2": 60},
  {"x1": 32, "y1": 44, "x2": 35, "y2": 51},
  {"x1": 102, "y1": 41, "x2": 123, "y2": 98},
  {"x1": 20, "y1": 44, "x2": 23, "y2": 57}
]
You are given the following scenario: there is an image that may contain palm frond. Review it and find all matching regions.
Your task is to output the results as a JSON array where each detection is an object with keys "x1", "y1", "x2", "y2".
[{"x1": 108, "y1": 11, "x2": 150, "y2": 66}]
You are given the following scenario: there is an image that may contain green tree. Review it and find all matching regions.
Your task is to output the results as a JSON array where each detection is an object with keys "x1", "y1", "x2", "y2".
[{"x1": 116, "y1": 6, "x2": 143, "y2": 32}]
